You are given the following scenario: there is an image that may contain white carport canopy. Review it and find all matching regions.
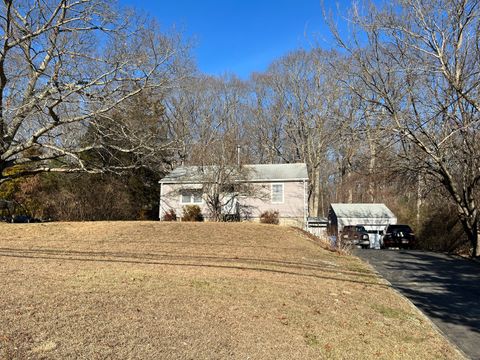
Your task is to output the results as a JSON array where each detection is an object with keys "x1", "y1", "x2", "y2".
[{"x1": 331, "y1": 203, "x2": 397, "y2": 232}]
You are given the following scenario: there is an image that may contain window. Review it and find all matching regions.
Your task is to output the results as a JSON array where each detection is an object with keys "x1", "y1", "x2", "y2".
[
  {"x1": 271, "y1": 183, "x2": 284, "y2": 204},
  {"x1": 181, "y1": 190, "x2": 203, "y2": 204},
  {"x1": 181, "y1": 193, "x2": 191, "y2": 204}
]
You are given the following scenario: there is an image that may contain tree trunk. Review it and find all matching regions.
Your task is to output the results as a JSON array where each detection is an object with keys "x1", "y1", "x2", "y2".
[
  {"x1": 366, "y1": 129, "x2": 376, "y2": 203},
  {"x1": 346, "y1": 171, "x2": 353, "y2": 203},
  {"x1": 468, "y1": 226, "x2": 479, "y2": 258},
  {"x1": 471, "y1": 230, "x2": 480, "y2": 257},
  {"x1": 309, "y1": 170, "x2": 318, "y2": 217},
  {"x1": 318, "y1": 178, "x2": 324, "y2": 217},
  {"x1": 460, "y1": 216, "x2": 479, "y2": 257},
  {"x1": 472, "y1": 219, "x2": 480, "y2": 258},
  {"x1": 416, "y1": 174, "x2": 422, "y2": 228}
]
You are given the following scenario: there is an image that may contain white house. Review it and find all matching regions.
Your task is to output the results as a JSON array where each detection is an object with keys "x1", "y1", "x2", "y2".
[{"x1": 159, "y1": 163, "x2": 309, "y2": 226}]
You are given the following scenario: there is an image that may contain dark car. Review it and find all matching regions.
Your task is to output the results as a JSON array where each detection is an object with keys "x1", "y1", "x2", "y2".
[
  {"x1": 341, "y1": 225, "x2": 370, "y2": 248},
  {"x1": 382, "y1": 224, "x2": 415, "y2": 249},
  {"x1": 12, "y1": 215, "x2": 34, "y2": 223},
  {"x1": 11, "y1": 215, "x2": 44, "y2": 223}
]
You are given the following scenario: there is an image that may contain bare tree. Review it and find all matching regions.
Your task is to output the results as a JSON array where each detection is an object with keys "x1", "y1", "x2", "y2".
[
  {"x1": 0, "y1": 0, "x2": 190, "y2": 184},
  {"x1": 197, "y1": 165, "x2": 265, "y2": 221},
  {"x1": 250, "y1": 50, "x2": 344, "y2": 217},
  {"x1": 163, "y1": 74, "x2": 265, "y2": 221},
  {"x1": 328, "y1": 0, "x2": 480, "y2": 256}
]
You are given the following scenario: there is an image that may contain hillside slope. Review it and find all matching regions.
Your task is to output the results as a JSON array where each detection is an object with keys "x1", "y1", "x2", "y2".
[{"x1": 0, "y1": 222, "x2": 462, "y2": 359}]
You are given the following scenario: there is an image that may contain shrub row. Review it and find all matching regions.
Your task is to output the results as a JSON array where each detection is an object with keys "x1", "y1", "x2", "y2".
[
  {"x1": 162, "y1": 205, "x2": 204, "y2": 222},
  {"x1": 163, "y1": 207, "x2": 280, "y2": 225}
]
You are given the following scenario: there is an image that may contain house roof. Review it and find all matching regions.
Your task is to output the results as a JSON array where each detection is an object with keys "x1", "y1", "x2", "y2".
[
  {"x1": 330, "y1": 203, "x2": 396, "y2": 219},
  {"x1": 246, "y1": 163, "x2": 308, "y2": 181},
  {"x1": 160, "y1": 163, "x2": 309, "y2": 184}
]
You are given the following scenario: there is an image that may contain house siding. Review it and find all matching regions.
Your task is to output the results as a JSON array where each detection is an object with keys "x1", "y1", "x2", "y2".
[
  {"x1": 240, "y1": 181, "x2": 305, "y2": 219},
  {"x1": 160, "y1": 181, "x2": 306, "y2": 225},
  {"x1": 160, "y1": 183, "x2": 210, "y2": 220}
]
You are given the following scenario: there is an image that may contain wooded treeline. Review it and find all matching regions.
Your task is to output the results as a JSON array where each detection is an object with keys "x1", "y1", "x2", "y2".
[{"x1": 1, "y1": 0, "x2": 478, "y2": 255}]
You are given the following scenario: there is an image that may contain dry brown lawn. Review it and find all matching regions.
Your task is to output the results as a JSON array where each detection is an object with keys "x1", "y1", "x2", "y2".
[{"x1": 0, "y1": 222, "x2": 463, "y2": 359}]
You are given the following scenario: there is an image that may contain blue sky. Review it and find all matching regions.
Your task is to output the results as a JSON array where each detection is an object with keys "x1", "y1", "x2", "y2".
[{"x1": 120, "y1": 1, "x2": 352, "y2": 78}]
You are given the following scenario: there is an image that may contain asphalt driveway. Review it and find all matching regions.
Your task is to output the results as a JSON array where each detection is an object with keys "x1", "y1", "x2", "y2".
[{"x1": 355, "y1": 249, "x2": 480, "y2": 359}]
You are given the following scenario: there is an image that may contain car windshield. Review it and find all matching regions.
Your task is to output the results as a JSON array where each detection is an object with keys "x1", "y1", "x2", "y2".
[
  {"x1": 355, "y1": 226, "x2": 367, "y2": 232},
  {"x1": 389, "y1": 225, "x2": 412, "y2": 232}
]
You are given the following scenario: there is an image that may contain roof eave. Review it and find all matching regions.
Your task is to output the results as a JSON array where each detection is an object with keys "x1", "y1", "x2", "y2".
[{"x1": 159, "y1": 177, "x2": 309, "y2": 184}]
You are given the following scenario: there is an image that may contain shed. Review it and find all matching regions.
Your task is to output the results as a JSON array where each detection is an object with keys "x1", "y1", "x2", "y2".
[{"x1": 328, "y1": 203, "x2": 397, "y2": 236}]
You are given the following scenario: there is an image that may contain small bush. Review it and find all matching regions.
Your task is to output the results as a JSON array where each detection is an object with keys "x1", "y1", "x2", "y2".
[
  {"x1": 260, "y1": 210, "x2": 279, "y2": 225},
  {"x1": 162, "y1": 208, "x2": 177, "y2": 221},
  {"x1": 182, "y1": 205, "x2": 204, "y2": 222}
]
